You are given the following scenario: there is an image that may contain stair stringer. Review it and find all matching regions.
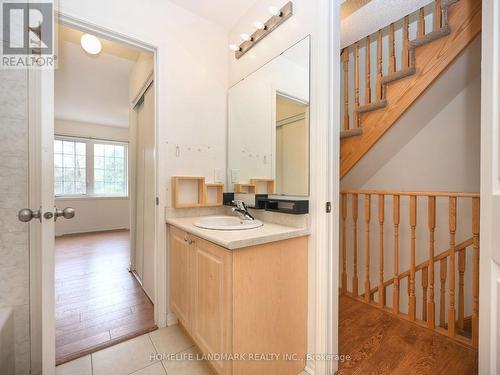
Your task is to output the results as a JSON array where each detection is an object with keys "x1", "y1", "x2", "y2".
[{"x1": 340, "y1": 0, "x2": 481, "y2": 178}]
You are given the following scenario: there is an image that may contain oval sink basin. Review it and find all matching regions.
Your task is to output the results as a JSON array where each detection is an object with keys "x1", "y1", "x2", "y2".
[{"x1": 193, "y1": 216, "x2": 263, "y2": 231}]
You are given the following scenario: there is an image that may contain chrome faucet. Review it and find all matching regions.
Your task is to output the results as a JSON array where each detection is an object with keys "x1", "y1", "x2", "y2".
[{"x1": 232, "y1": 200, "x2": 255, "y2": 221}]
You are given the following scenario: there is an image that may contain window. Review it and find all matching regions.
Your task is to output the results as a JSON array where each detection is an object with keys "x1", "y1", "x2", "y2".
[
  {"x1": 94, "y1": 144, "x2": 126, "y2": 195},
  {"x1": 54, "y1": 137, "x2": 128, "y2": 197},
  {"x1": 54, "y1": 139, "x2": 87, "y2": 195}
]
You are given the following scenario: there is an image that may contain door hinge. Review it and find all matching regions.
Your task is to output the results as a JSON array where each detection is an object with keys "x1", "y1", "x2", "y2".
[
  {"x1": 156, "y1": 197, "x2": 159, "y2": 206},
  {"x1": 326, "y1": 201, "x2": 332, "y2": 213}
]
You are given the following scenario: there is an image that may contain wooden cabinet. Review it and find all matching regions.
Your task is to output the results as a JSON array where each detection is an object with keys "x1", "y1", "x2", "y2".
[
  {"x1": 169, "y1": 224, "x2": 308, "y2": 375},
  {"x1": 191, "y1": 237, "x2": 233, "y2": 375},
  {"x1": 169, "y1": 226, "x2": 192, "y2": 330}
]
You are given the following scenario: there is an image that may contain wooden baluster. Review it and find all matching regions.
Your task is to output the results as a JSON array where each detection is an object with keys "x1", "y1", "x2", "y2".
[
  {"x1": 376, "y1": 30, "x2": 383, "y2": 101},
  {"x1": 393, "y1": 195, "x2": 400, "y2": 315},
  {"x1": 402, "y1": 16, "x2": 410, "y2": 69},
  {"x1": 427, "y1": 196, "x2": 436, "y2": 329},
  {"x1": 448, "y1": 197, "x2": 457, "y2": 337},
  {"x1": 365, "y1": 35, "x2": 371, "y2": 105},
  {"x1": 472, "y1": 197, "x2": 480, "y2": 347},
  {"x1": 365, "y1": 194, "x2": 371, "y2": 303},
  {"x1": 378, "y1": 194, "x2": 385, "y2": 307},
  {"x1": 389, "y1": 23, "x2": 396, "y2": 74},
  {"x1": 458, "y1": 247, "x2": 466, "y2": 330},
  {"x1": 354, "y1": 42, "x2": 360, "y2": 127},
  {"x1": 422, "y1": 267, "x2": 428, "y2": 321},
  {"x1": 352, "y1": 194, "x2": 359, "y2": 296},
  {"x1": 418, "y1": 7, "x2": 426, "y2": 38},
  {"x1": 341, "y1": 193, "x2": 348, "y2": 295},
  {"x1": 342, "y1": 48, "x2": 350, "y2": 130},
  {"x1": 434, "y1": 0, "x2": 442, "y2": 31},
  {"x1": 409, "y1": 196, "x2": 417, "y2": 320},
  {"x1": 439, "y1": 258, "x2": 447, "y2": 328}
]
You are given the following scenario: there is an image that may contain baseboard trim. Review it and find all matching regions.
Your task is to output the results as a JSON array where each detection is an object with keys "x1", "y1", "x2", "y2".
[
  {"x1": 304, "y1": 363, "x2": 315, "y2": 374},
  {"x1": 166, "y1": 312, "x2": 179, "y2": 327},
  {"x1": 55, "y1": 227, "x2": 130, "y2": 237}
]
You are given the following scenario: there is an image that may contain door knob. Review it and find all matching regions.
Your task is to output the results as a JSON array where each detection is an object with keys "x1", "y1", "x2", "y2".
[
  {"x1": 54, "y1": 207, "x2": 75, "y2": 221},
  {"x1": 18, "y1": 208, "x2": 41, "y2": 223}
]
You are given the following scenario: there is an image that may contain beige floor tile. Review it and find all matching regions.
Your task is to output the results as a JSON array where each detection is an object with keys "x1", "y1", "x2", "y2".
[
  {"x1": 149, "y1": 325, "x2": 194, "y2": 355},
  {"x1": 130, "y1": 362, "x2": 167, "y2": 375},
  {"x1": 55, "y1": 355, "x2": 92, "y2": 375},
  {"x1": 162, "y1": 347, "x2": 214, "y2": 375},
  {"x1": 92, "y1": 334, "x2": 157, "y2": 375}
]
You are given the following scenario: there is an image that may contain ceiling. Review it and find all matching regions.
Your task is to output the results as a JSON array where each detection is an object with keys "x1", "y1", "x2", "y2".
[
  {"x1": 169, "y1": 0, "x2": 257, "y2": 30},
  {"x1": 55, "y1": 25, "x2": 143, "y2": 128}
]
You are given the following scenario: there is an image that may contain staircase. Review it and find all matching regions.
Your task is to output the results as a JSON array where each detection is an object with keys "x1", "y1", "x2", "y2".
[
  {"x1": 340, "y1": 190, "x2": 480, "y2": 349},
  {"x1": 340, "y1": 0, "x2": 482, "y2": 178}
]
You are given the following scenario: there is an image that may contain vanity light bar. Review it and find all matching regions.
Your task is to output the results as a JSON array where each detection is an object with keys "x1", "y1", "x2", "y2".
[{"x1": 234, "y1": 1, "x2": 294, "y2": 59}]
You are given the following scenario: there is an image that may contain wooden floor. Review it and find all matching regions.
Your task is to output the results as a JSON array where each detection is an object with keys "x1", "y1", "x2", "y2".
[
  {"x1": 337, "y1": 296, "x2": 478, "y2": 374},
  {"x1": 55, "y1": 230, "x2": 156, "y2": 365}
]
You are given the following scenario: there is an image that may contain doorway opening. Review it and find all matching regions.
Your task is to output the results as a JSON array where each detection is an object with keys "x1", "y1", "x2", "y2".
[
  {"x1": 54, "y1": 22, "x2": 157, "y2": 364},
  {"x1": 337, "y1": 0, "x2": 481, "y2": 373}
]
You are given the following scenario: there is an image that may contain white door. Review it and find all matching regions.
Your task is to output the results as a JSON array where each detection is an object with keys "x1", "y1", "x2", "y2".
[
  {"x1": 0, "y1": 27, "x2": 55, "y2": 375},
  {"x1": 134, "y1": 83, "x2": 155, "y2": 301},
  {"x1": 0, "y1": 2, "x2": 62, "y2": 373},
  {"x1": 479, "y1": 0, "x2": 500, "y2": 373}
]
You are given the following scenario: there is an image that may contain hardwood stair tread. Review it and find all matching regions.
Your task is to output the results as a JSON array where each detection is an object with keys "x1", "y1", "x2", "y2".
[
  {"x1": 340, "y1": 0, "x2": 481, "y2": 177},
  {"x1": 340, "y1": 128, "x2": 363, "y2": 139}
]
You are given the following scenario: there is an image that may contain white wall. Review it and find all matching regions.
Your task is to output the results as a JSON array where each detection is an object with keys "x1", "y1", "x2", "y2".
[
  {"x1": 55, "y1": 118, "x2": 129, "y2": 141},
  {"x1": 54, "y1": 119, "x2": 131, "y2": 236},
  {"x1": 229, "y1": 2, "x2": 333, "y2": 373},
  {"x1": 54, "y1": 197, "x2": 130, "y2": 236},
  {"x1": 340, "y1": 40, "x2": 481, "y2": 324}
]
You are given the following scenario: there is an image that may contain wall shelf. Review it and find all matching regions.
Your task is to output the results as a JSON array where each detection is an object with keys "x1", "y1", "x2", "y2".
[
  {"x1": 205, "y1": 183, "x2": 224, "y2": 207},
  {"x1": 172, "y1": 177, "x2": 224, "y2": 208},
  {"x1": 250, "y1": 179, "x2": 275, "y2": 194},
  {"x1": 234, "y1": 184, "x2": 256, "y2": 194},
  {"x1": 172, "y1": 176, "x2": 205, "y2": 208}
]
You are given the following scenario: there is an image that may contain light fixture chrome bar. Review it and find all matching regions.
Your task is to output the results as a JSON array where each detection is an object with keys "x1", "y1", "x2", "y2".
[{"x1": 235, "y1": 1, "x2": 294, "y2": 59}]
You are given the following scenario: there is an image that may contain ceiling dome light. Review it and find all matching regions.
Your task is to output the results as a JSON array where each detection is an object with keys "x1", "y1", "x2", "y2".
[
  {"x1": 240, "y1": 33, "x2": 252, "y2": 42},
  {"x1": 254, "y1": 21, "x2": 266, "y2": 30},
  {"x1": 268, "y1": 6, "x2": 281, "y2": 16},
  {"x1": 229, "y1": 44, "x2": 240, "y2": 52},
  {"x1": 80, "y1": 33, "x2": 102, "y2": 55}
]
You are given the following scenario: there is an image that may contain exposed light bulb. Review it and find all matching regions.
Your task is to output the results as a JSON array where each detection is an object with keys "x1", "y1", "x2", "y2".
[
  {"x1": 80, "y1": 33, "x2": 102, "y2": 55},
  {"x1": 240, "y1": 33, "x2": 252, "y2": 42},
  {"x1": 229, "y1": 44, "x2": 240, "y2": 52},
  {"x1": 268, "y1": 6, "x2": 281, "y2": 16},
  {"x1": 254, "y1": 21, "x2": 266, "y2": 30}
]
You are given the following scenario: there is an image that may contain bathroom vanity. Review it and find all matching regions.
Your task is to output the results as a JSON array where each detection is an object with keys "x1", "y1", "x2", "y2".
[{"x1": 167, "y1": 217, "x2": 309, "y2": 375}]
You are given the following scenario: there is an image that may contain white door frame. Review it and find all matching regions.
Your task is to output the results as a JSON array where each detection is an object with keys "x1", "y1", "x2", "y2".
[
  {"x1": 479, "y1": 0, "x2": 500, "y2": 373},
  {"x1": 311, "y1": 0, "x2": 339, "y2": 374},
  {"x1": 35, "y1": 12, "x2": 165, "y2": 372}
]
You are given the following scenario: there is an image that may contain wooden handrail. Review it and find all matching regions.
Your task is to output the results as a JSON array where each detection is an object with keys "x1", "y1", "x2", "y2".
[
  {"x1": 368, "y1": 238, "x2": 473, "y2": 294},
  {"x1": 341, "y1": 187, "x2": 479, "y2": 348},
  {"x1": 340, "y1": 189, "x2": 479, "y2": 198}
]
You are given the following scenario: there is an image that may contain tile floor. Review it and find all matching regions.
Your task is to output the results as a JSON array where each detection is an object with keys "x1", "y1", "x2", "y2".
[{"x1": 56, "y1": 324, "x2": 214, "y2": 375}]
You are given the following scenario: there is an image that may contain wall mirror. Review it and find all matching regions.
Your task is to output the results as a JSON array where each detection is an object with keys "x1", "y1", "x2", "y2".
[{"x1": 227, "y1": 36, "x2": 310, "y2": 197}]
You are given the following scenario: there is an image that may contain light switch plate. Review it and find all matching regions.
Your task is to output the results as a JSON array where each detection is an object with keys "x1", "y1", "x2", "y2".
[
  {"x1": 231, "y1": 169, "x2": 240, "y2": 183},
  {"x1": 214, "y1": 168, "x2": 224, "y2": 183}
]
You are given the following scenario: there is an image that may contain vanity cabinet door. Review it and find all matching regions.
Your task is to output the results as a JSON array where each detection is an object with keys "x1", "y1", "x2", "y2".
[
  {"x1": 169, "y1": 226, "x2": 192, "y2": 331},
  {"x1": 191, "y1": 236, "x2": 233, "y2": 375}
]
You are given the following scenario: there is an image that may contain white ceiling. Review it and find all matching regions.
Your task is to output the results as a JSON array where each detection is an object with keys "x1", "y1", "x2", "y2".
[
  {"x1": 169, "y1": 0, "x2": 258, "y2": 30},
  {"x1": 55, "y1": 25, "x2": 142, "y2": 128}
]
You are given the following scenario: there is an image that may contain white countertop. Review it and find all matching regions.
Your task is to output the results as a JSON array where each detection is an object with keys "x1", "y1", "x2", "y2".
[{"x1": 166, "y1": 216, "x2": 309, "y2": 250}]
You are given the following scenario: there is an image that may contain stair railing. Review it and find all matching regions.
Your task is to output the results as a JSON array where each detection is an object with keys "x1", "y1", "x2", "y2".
[
  {"x1": 340, "y1": 0, "x2": 445, "y2": 133},
  {"x1": 340, "y1": 189, "x2": 480, "y2": 349}
]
